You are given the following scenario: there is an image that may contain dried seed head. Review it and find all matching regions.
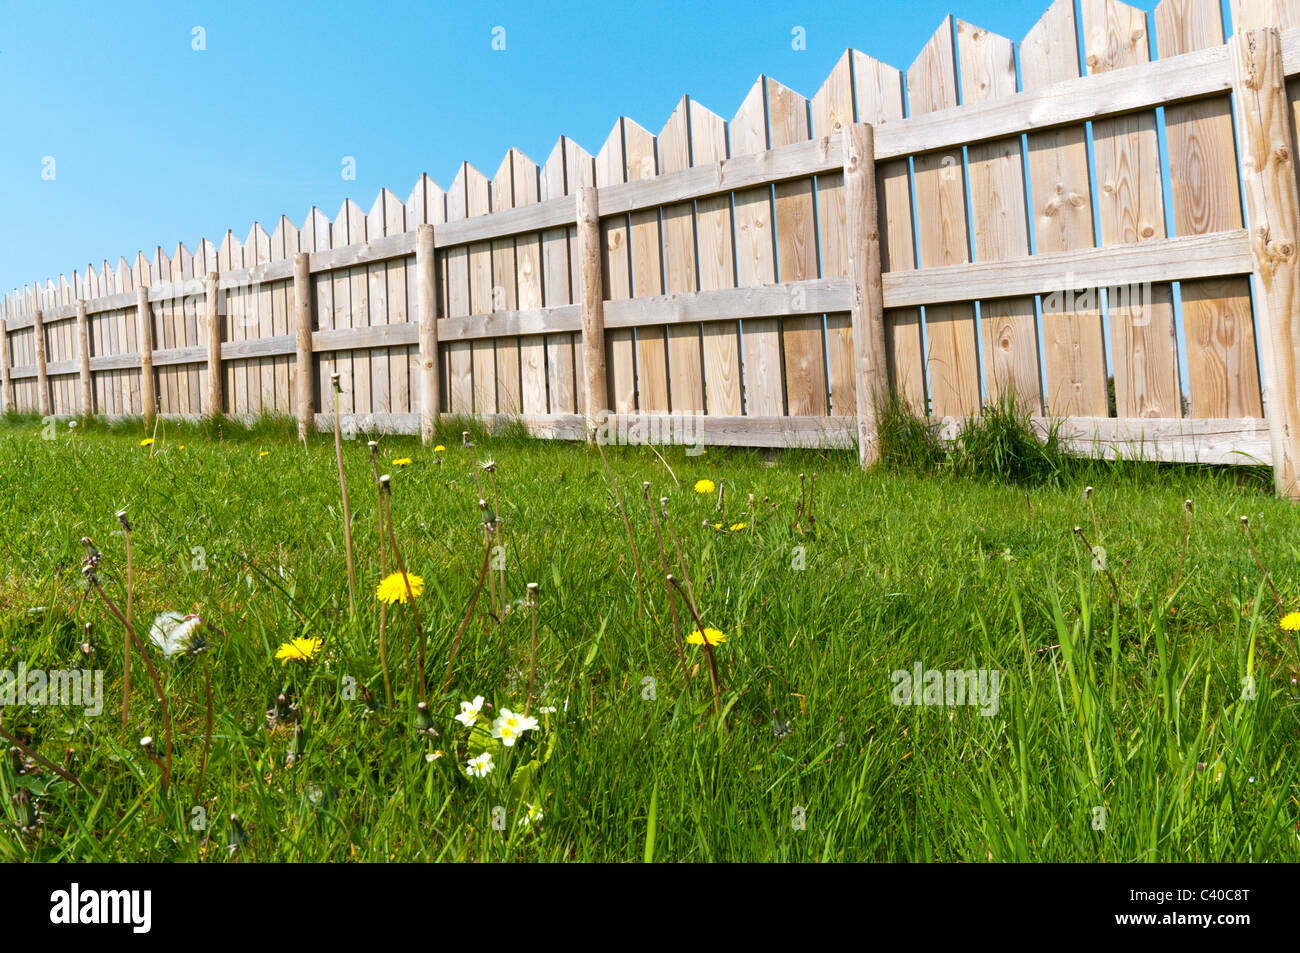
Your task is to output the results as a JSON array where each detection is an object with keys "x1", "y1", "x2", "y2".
[
  {"x1": 330, "y1": 372, "x2": 341, "y2": 391},
  {"x1": 1084, "y1": 486, "x2": 1093, "y2": 500},
  {"x1": 116, "y1": 508, "x2": 131, "y2": 532},
  {"x1": 367, "y1": 440, "x2": 378, "y2": 454},
  {"x1": 1184, "y1": 499, "x2": 1193, "y2": 513},
  {"x1": 379, "y1": 474, "x2": 392, "y2": 490},
  {"x1": 1241, "y1": 515, "x2": 1249, "y2": 526},
  {"x1": 139, "y1": 736, "x2": 153, "y2": 748}
]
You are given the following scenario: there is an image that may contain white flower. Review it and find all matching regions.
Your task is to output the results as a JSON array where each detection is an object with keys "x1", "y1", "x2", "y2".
[
  {"x1": 518, "y1": 802, "x2": 544, "y2": 828},
  {"x1": 148, "y1": 612, "x2": 204, "y2": 658},
  {"x1": 455, "y1": 695, "x2": 485, "y2": 727},
  {"x1": 466, "y1": 752, "x2": 493, "y2": 778},
  {"x1": 539, "y1": 705, "x2": 557, "y2": 715},
  {"x1": 491, "y1": 708, "x2": 539, "y2": 747}
]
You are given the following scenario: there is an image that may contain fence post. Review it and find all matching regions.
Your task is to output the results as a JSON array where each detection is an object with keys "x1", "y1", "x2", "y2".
[
  {"x1": 204, "y1": 272, "x2": 222, "y2": 417},
  {"x1": 416, "y1": 224, "x2": 440, "y2": 444},
  {"x1": 576, "y1": 186, "x2": 608, "y2": 440},
  {"x1": 76, "y1": 300, "x2": 92, "y2": 417},
  {"x1": 843, "y1": 122, "x2": 887, "y2": 468},
  {"x1": 1231, "y1": 27, "x2": 1300, "y2": 499},
  {"x1": 32, "y1": 308, "x2": 50, "y2": 417},
  {"x1": 293, "y1": 253, "x2": 313, "y2": 442},
  {"x1": 136, "y1": 287, "x2": 156, "y2": 426},
  {"x1": 0, "y1": 318, "x2": 11, "y2": 413}
]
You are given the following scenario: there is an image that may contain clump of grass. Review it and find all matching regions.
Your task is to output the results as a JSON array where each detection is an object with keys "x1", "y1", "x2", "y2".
[
  {"x1": 875, "y1": 390, "x2": 944, "y2": 473},
  {"x1": 950, "y1": 391, "x2": 1074, "y2": 487}
]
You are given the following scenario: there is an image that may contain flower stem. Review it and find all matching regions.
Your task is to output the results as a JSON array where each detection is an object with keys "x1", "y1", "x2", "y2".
[{"x1": 332, "y1": 380, "x2": 358, "y2": 617}]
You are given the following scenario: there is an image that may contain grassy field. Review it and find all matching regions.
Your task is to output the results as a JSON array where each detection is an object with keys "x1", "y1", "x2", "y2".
[{"x1": 0, "y1": 409, "x2": 1297, "y2": 862}]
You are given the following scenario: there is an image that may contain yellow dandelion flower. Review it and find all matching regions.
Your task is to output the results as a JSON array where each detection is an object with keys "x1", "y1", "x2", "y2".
[
  {"x1": 433, "y1": 445, "x2": 446, "y2": 453},
  {"x1": 178, "y1": 444, "x2": 186, "y2": 450},
  {"x1": 139, "y1": 438, "x2": 154, "y2": 447},
  {"x1": 694, "y1": 479, "x2": 715, "y2": 494},
  {"x1": 392, "y1": 457, "x2": 412, "y2": 466},
  {"x1": 730, "y1": 523, "x2": 748, "y2": 531},
  {"x1": 259, "y1": 450, "x2": 270, "y2": 457},
  {"x1": 713, "y1": 523, "x2": 723, "y2": 531},
  {"x1": 275, "y1": 637, "x2": 322, "y2": 665},
  {"x1": 376, "y1": 571, "x2": 425, "y2": 604},
  {"x1": 1281, "y1": 612, "x2": 1300, "y2": 631},
  {"x1": 686, "y1": 627, "x2": 726, "y2": 646}
]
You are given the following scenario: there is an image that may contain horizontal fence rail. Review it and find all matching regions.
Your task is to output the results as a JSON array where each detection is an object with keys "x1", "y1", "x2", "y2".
[{"x1": 6, "y1": 0, "x2": 1300, "y2": 495}]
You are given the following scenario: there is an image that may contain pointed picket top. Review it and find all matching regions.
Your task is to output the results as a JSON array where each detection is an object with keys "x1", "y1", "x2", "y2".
[
  {"x1": 57, "y1": 274, "x2": 69, "y2": 306},
  {"x1": 299, "y1": 206, "x2": 332, "y2": 252},
  {"x1": 447, "y1": 163, "x2": 469, "y2": 220},
  {"x1": 955, "y1": 20, "x2": 1017, "y2": 104},
  {"x1": 540, "y1": 136, "x2": 594, "y2": 199},
  {"x1": 688, "y1": 101, "x2": 728, "y2": 164},
  {"x1": 117, "y1": 257, "x2": 133, "y2": 293},
  {"x1": 511, "y1": 149, "x2": 540, "y2": 206},
  {"x1": 1021, "y1": 0, "x2": 1082, "y2": 89},
  {"x1": 764, "y1": 77, "x2": 811, "y2": 148},
  {"x1": 82, "y1": 266, "x2": 97, "y2": 300},
  {"x1": 133, "y1": 253, "x2": 150, "y2": 289},
  {"x1": 150, "y1": 246, "x2": 170, "y2": 285},
  {"x1": 405, "y1": 174, "x2": 446, "y2": 226},
  {"x1": 244, "y1": 223, "x2": 271, "y2": 266},
  {"x1": 492, "y1": 152, "x2": 517, "y2": 211},
  {"x1": 618, "y1": 118, "x2": 656, "y2": 182},
  {"x1": 269, "y1": 215, "x2": 299, "y2": 261},
  {"x1": 466, "y1": 164, "x2": 491, "y2": 217},
  {"x1": 595, "y1": 120, "x2": 627, "y2": 188},
  {"x1": 196, "y1": 238, "x2": 218, "y2": 275},
  {"x1": 1080, "y1": 0, "x2": 1149, "y2": 74},
  {"x1": 333, "y1": 199, "x2": 366, "y2": 246},
  {"x1": 908, "y1": 16, "x2": 959, "y2": 115},
  {"x1": 100, "y1": 261, "x2": 115, "y2": 296},
  {"x1": 811, "y1": 51, "x2": 853, "y2": 139},
  {"x1": 1155, "y1": 0, "x2": 1224, "y2": 55},
  {"x1": 1231, "y1": 0, "x2": 1300, "y2": 31},
  {"x1": 217, "y1": 230, "x2": 243, "y2": 272},
  {"x1": 367, "y1": 187, "x2": 405, "y2": 238},
  {"x1": 447, "y1": 162, "x2": 490, "y2": 219},
  {"x1": 171, "y1": 242, "x2": 193, "y2": 281},
  {"x1": 48, "y1": 279, "x2": 59, "y2": 308},
  {"x1": 850, "y1": 51, "x2": 906, "y2": 127},
  {"x1": 658, "y1": 97, "x2": 692, "y2": 174},
  {"x1": 730, "y1": 77, "x2": 768, "y2": 157}
]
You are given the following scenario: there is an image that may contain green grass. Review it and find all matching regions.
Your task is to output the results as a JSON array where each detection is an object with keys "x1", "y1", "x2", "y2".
[{"x1": 0, "y1": 410, "x2": 1297, "y2": 861}]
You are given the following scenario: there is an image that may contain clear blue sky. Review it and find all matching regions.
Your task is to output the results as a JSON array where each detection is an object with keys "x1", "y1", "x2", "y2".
[{"x1": 2, "y1": 0, "x2": 1152, "y2": 299}]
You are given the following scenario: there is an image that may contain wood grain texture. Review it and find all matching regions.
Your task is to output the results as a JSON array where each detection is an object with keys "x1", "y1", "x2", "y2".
[
  {"x1": 1158, "y1": 0, "x2": 1263, "y2": 420},
  {"x1": 625, "y1": 119, "x2": 670, "y2": 413},
  {"x1": 445, "y1": 166, "x2": 475, "y2": 414},
  {"x1": 958, "y1": 20, "x2": 1043, "y2": 414},
  {"x1": 577, "y1": 186, "x2": 608, "y2": 430},
  {"x1": 812, "y1": 52, "x2": 857, "y2": 417},
  {"x1": 1232, "y1": 27, "x2": 1300, "y2": 495},
  {"x1": 732, "y1": 78, "x2": 785, "y2": 416},
  {"x1": 596, "y1": 120, "x2": 636, "y2": 413},
  {"x1": 909, "y1": 18, "x2": 980, "y2": 417},
  {"x1": 659, "y1": 97, "x2": 706, "y2": 414},
  {"x1": 1083, "y1": 0, "x2": 1183, "y2": 419},
  {"x1": 768, "y1": 77, "x2": 828, "y2": 417},
  {"x1": 1022, "y1": 0, "x2": 1110, "y2": 417}
]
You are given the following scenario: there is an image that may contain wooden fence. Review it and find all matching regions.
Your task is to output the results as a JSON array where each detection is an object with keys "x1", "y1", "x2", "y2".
[{"x1": 6, "y1": 0, "x2": 1300, "y2": 495}]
